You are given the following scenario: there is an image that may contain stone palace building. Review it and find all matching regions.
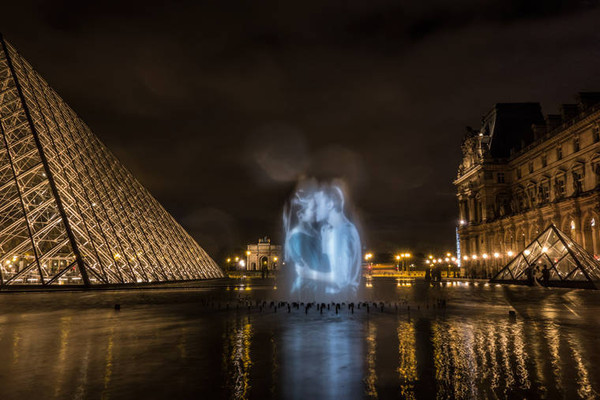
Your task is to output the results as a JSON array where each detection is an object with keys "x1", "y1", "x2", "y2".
[{"x1": 455, "y1": 92, "x2": 600, "y2": 277}]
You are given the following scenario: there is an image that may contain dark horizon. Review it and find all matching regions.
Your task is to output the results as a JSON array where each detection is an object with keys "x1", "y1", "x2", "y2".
[{"x1": 2, "y1": 1, "x2": 600, "y2": 261}]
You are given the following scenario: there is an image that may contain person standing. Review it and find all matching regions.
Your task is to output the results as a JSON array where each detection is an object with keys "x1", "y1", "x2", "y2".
[{"x1": 542, "y1": 265, "x2": 550, "y2": 286}]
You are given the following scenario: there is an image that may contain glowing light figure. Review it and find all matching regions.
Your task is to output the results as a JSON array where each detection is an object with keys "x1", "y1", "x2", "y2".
[{"x1": 283, "y1": 182, "x2": 361, "y2": 296}]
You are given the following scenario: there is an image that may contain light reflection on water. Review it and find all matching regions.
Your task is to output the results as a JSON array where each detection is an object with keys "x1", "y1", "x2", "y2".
[
  {"x1": 0, "y1": 280, "x2": 599, "y2": 399},
  {"x1": 223, "y1": 317, "x2": 253, "y2": 399}
]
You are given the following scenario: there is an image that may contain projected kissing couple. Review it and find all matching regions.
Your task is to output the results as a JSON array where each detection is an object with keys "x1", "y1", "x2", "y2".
[{"x1": 283, "y1": 181, "x2": 361, "y2": 296}]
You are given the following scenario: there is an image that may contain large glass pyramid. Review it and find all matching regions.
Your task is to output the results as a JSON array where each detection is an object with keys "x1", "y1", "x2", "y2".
[
  {"x1": 490, "y1": 224, "x2": 600, "y2": 289},
  {"x1": 0, "y1": 36, "x2": 223, "y2": 286}
]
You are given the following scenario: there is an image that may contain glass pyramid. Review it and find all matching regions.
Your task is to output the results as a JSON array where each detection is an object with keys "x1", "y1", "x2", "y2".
[
  {"x1": 0, "y1": 36, "x2": 223, "y2": 286},
  {"x1": 490, "y1": 224, "x2": 600, "y2": 289}
]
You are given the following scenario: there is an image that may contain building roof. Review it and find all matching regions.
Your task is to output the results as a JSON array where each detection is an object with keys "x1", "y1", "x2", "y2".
[{"x1": 484, "y1": 103, "x2": 545, "y2": 158}]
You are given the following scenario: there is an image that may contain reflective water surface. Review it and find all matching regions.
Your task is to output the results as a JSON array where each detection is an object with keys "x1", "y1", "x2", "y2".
[{"x1": 1, "y1": 279, "x2": 599, "y2": 399}]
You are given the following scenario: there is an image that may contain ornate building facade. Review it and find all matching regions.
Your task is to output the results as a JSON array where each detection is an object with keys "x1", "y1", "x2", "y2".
[
  {"x1": 455, "y1": 93, "x2": 600, "y2": 277},
  {"x1": 246, "y1": 237, "x2": 281, "y2": 271}
]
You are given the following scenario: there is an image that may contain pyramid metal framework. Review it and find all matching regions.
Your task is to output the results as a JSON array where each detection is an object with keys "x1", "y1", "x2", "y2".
[
  {"x1": 0, "y1": 36, "x2": 223, "y2": 286},
  {"x1": 490, "y1": 224, "x2": 600, "y2": 289}
]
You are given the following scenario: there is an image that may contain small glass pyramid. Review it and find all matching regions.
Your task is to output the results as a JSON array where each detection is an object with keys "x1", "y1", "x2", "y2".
[{"x1": 490, "y1": 224, "x2": 600, "y2": 289}]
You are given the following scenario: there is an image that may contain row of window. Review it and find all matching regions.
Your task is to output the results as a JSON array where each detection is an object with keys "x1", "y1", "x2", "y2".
[
  {"x1": 514, "y1": 168, "x2": 584, "y2": 211},
  {"x1": 515, "y1": 125, "x2": 599, "y2": 180}
]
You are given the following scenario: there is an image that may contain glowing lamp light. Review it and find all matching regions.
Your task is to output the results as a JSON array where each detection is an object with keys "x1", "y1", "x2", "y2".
[
  {"x1": 246, "y1": 251, "x2": 251, "y2": 256},
  {"x1": 482, "y1": 254, "x2": 488, "y2": 259},
  {"x1": 273, "y1": 256, "x2": 278, "y2": 262},
  {"x1": 463, "y1": 255, "x2": 469, "y2": 260},
  {"x1": 226, "y1": 258, "x2": 231, "y2": 262},
  {"x1": 445, "y1": 257, "x2": 449, "y2": 262},
  {"x1": 542, "y1": 247, "x2": 548, "y2": 253},
  {"x1": 428, "y1": 255, "x2": 433, "y2": 259},
  {"x1": 493, "y1": 253, "x2": 500, "y2": 258},
  {"x1": 395, "y1": 255, "x2": 401, "y2": 261},
  {"x1": 425, "y1": 260, "x2": 430, "y2": 264},
  {"x1": 459, "y1": 220, "x2": 466, "y2": 225},
  {"x1": 472, "y1": 255, "x2": 478, "y2": 259},
  {"x1": 524, "y1": 250, "x2": 531, "y2": 256},
  {"x1": 239, "y1": 259, "x2": 246, "y2": 267},
  {"x1": 235, "y1": 256, "x2": 239, "y2": 261},
  {"x1": 507, "y1": 251, "x2": 514, "y2": 257}
]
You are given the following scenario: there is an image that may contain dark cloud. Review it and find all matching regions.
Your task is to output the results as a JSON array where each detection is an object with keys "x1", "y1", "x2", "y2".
[{"x1": 1, "y1": 0, "x2": 599, "y2": 260}]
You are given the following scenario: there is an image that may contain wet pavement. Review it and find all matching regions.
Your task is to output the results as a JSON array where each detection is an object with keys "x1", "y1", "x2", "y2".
[{"x1": 0, "y1": 278, "x2": 599, "y2": 399}]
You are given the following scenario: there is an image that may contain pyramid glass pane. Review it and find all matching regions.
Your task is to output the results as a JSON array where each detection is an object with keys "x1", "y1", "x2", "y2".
[
  {"x1": 0, "y1": 37, "x2": 223, "y2": 286},
  {"x1": 512, "y1": 256, "x2": 530, "y2": 280},
  {"x1": 546, "y1": 240, "x2": 566, "y2": 264},
  {"x1": 568, "y1": 268, "x2": 589, "y2": 281},
  {"x1": 524, "y1": 241, "x2": 542, "y2": 263},
  {"x1": 555, "y1": 255, "x2": 577, "y2": 280}
]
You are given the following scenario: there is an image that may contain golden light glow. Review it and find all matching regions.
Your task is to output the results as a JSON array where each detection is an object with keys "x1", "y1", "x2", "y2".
[
  {"x1": 246, "y1": 251, "x2": 251, "y2": 256},
  {"x1": 482, "y1": 254, "x2": 488, "y2": 259},
  {"x1": 507, "y1": 251, "x2": 514, "y2": 257},
  {"x1": 273, "y1": 256, "x2": 278, "y2": 262}
]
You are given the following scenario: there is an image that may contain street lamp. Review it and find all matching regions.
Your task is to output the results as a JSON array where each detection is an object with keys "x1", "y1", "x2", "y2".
[{"x1": 365, "y1": 252, "x2": 373, "y2": 275}]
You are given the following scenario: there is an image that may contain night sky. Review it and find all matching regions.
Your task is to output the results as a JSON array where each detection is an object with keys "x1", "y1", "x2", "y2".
[{"x1": 2, "y1": 1, "x2": 600, "y2": 261}]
